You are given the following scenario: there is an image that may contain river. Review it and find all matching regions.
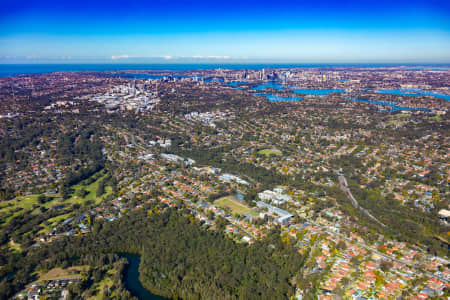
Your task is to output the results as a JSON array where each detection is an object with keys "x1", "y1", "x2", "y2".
[{"x1": 122, "y1": 254, "x2": 167, "y2": 300}]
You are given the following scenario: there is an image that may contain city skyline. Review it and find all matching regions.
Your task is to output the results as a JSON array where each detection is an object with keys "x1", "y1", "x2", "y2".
[{"x1": 1, "y1": 0, "x2": 450, "y2": 63}]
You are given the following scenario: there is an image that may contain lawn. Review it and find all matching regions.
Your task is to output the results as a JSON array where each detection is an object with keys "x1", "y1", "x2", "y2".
[
  {"x1": 215, "y1": 197, "x2": 252, "y2": 215},
  {"x1": 9, "y1": 240, "x2": 22, "y2": 253},
  {"x1": 429, "y1": 115, "x2": 442, "y2": 121},
  {"x1": 88, "y1": 269, "x2": 116, "y2": 300},
  {"x1": 0, "y1": 195, "x2": 44, "y2": 226},
  {"x1": 70, "y1": 173, "x2": 113, "y2": 205},
  {"x1": 393, "y1": 113, "x2": 411, "y2": 118},
  {"x1": 38, "y1": 212, "x2": 73, "y2": 234},
  {"x1": 257, "y1": 148, "x2": 282, "y2": 157},
  {"x1": 35, "y1": 173, "x2": 112, "y2": 232},
  {"x1": 1, "y1": 171, "x2": 112, "y2": 228},
  {"x1": 248, "y1": 210, "x2": 259, "y2": 217},
  {"x1": 37, "y1": 266, "x2": 88, "y2": 282},
  {"x1": 0, "y1": 194, "x2": 40, "y2": 214}
]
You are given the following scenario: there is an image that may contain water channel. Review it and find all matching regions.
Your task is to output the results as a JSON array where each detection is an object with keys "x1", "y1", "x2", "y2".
[{"x1": 122, "y1": 254, "x2": 167, "y2": 300}]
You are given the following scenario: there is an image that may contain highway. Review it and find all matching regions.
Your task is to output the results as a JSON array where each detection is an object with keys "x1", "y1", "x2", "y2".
[{"x1": 338, "y1": 174, "x2": 386, "y2": 228}]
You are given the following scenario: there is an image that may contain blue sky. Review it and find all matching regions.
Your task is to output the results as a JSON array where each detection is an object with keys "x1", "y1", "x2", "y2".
[{"x1": 1, "y1": 0, "x2": 449, "y2": 63}]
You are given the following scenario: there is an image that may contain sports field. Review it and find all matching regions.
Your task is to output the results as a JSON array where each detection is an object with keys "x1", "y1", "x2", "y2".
[{"x1": 215, "y1": 197, "x2": 252, "y2": 215}]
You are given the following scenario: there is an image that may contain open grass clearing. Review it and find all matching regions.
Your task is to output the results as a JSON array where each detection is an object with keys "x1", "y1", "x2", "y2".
[
  {"x1": 88, "y1": 269, "x2": 116, "y2": 300},
  {"x1": 37, "y1": 266, "x2": 88, "y2": 282},
  {"x1": 215, "y1": 196, "x2": 253, "y2": 215},
  {"x1": 428, "y1": 115, "x2": 442, "y2": 121},
  {"x1": 9, "y1": 240, "x2": 22, "y2": 253},
  {"x1": 257, "y1": 148, "x2": 282, "y2": 157},
  {"x1": 0, "y1": 194, "x2": 40, "y2": 214},
  {"x1": 37, "y1": 212, "x2": 73, "y2": 234},
  {"x1": 70, "y1": 173, "x2": 113, "y2": 205},
  {"x1": 2, "y1": 171, "x2": 112, "y2": 228}
]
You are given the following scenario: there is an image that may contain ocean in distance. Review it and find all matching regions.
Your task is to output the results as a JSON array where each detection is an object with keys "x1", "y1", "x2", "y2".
[{"x1": 1, "y1": 63, "x2": 449, "y2": 77}]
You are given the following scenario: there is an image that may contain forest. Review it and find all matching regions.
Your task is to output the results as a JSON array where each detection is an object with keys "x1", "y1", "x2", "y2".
[{"x1": 0, "y1": 206, "x2": 305, "y2": 299}]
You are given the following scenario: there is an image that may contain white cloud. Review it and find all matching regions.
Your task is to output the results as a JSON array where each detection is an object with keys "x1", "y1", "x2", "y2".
[
  {"x1": 189, "y1": 55, "x2": 231, "y2": 59},
  {"x1": 108, "y1": 55, "x2": 241, "y2": 61},
  {"x1": 111, "y1": 54, "x2": 130, "y2": 60}
]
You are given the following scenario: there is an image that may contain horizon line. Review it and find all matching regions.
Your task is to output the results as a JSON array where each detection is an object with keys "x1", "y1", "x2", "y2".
[{"x1": 1, "y1": 62, "x2": 450, "y2": 65}]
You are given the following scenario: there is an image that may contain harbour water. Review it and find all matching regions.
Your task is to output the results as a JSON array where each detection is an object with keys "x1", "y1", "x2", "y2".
[
  {"x1": 290, "y1": 88, "x2": 345, "y2": 95},
  {"x1": 255, "y1": 93, "x2": 303, "y2": 102},
  {"x1": 375, "y1": 88, "x2": 450, "y2": 101},
  {"x1": 345, "y1": 98, "x2": 430, "y2": 112},
  {"x1": 106, "y1": 73, "x2": 184, "y2": 80},
  {"x1": 236, "y1": 82, "x2": 437, "y2": 110},
  {"x1": 253, "y1": 82, "x2": 284, "y2": 90}
]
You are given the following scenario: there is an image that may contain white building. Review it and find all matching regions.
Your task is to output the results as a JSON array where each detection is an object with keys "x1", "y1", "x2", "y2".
[
  {"x1": 438, "y1": 209, "x2": 450, "y2": 223},
  {"x1": 258, "y1": 189, "x2": 292, "y2": 205},
  {"x1": 219, "y1": 173, "x2": 249, "y2": 185},
  {"x1": 256, "y1": 201, "x2": 293, "y2": 225}
]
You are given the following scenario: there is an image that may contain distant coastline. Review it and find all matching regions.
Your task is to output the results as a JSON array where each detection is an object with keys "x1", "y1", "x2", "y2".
[{"x1": 1, "y1": 63, "x2": 449, "y2": 77}]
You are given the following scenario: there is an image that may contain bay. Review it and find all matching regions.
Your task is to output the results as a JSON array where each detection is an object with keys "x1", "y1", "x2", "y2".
[
  {"x1": 375, "y1": 88, "x2": 450, "y2": 101},
  {"x1": 345, "y1": 97, "x2": 430, "y2": 112},
  {"x1": 255, "y1": 93, "x2": 302, "y2": 102},
  {"x1": 290, "y1": 88, "x2": 345, "y2": 95}
]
